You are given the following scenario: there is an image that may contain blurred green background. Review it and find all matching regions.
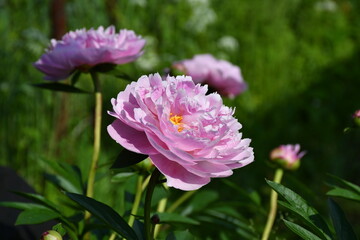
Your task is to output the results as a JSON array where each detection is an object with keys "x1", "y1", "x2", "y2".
[{"x1": 1, "y1": 0, "x2": 360, "y2": 238}]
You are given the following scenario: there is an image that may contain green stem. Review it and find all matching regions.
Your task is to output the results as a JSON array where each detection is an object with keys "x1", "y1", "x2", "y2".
[
  {"x1": 144, "y1": 169, "x2": 161, "y2": 240},
  {"x1": 128, "y1": 175, "x2": 145, "y2": 227},
  {"x1": 153, "y1": 184, "x2": 168, "y2": 238},
  {"x1": 167, "y1": 190, "x2": 195, "y2": 213},
  {"x1": 85, "y1": 72, "x2": 102, "y2": 220},
  {"x1": 261, "y1": 168, "x2": 284, "y2": 240}
]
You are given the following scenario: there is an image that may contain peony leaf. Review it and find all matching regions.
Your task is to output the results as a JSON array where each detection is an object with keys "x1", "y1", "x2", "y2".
[
  {"x1": 66, "y1": 192, "x2": 138, "y2": 240},
  {"x1": 32, "y1": 83, "x2": 89, "y2": 93},
  {"x1": 0, "y1": 201, "x2": 47, "y2": 211},
  {"x1": 41, "y1": 159, "x2": 85, "y2": 194},
  {"x1": 166, "y1": 230, "x2": 196, "y2": 240},
  {"x1": 157, "y1": 212, "x2": 200, "y2": 225},
  {"x1": 12, "y1": 191, "x2": 60, "y2": 213},
  {"x1": 111, "y1": 172, "x2": 136, "y2": 183},
  {"x1": 91, "y1": 63, "x2": 135, "y2": 81},
  {"x1": 44, "y1": 173, "x2": 83, "y2": 194},
  {"x1": 266, "y1": 180, "x2": 332, "y2": 240},
  {"x1": 328, "y1": 198, "x2": 358, "y2": 240},
  {"x1": 15, "y1": 208, "x2": 60, "y2": 225},
  {"x1": 111, "y1": 148, "x2": 148, "y2": 169},
  {"x1": 70, "y1": 70, "x2": 82, "y2": 86},
  {"x1": 327, "y1": 188, "x2": 360, "y2": 202},
  {"x1": 327, "y1": 174, "x2": 360, "y2": 195},
  {"x1": 283, "y1": 219, "x2": 322, "y2": 240}
]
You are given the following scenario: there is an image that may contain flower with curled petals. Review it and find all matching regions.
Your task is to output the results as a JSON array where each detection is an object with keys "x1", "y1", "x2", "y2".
[
  {"x1": 107, "y1": 73, "x2": 254, "y2": 191},
  {"x1": 270, "y1": 144, "x2": 306, "y2": 170},
  {"x1": 173, "y1": 54, "x2": 247, "y2": 98},
  {"x1": 34, "y1": 26, "x2": 145, "y2": 80}
]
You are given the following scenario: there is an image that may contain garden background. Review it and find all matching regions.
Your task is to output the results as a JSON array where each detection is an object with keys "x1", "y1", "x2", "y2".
[{"x1": 1, "y1": 0, "x2": 360, "y2": 238}]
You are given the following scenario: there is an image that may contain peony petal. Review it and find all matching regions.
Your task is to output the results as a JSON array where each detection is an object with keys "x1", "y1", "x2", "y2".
[
  {"x1": 107, "y1": 119, "x2": 158, "y2": 155},
  {"x1": 150, "y1": 154, "x2": 210, "y2": 191}
]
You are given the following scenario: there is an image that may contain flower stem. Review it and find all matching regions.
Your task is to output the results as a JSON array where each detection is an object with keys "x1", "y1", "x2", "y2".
[
  {"x1": 167, "y1": 190, "x2": 195, "y2": 213},
  {"x1": 261, "y1": 168, "x2": 284, "y2": 240},
  {"x1": 144, "y1": 169, "x2": 161, "y2": 240},
  {"x1": 128, "y1": 175, "x2": 145, "y2": 227},
  {"x1": 85, "y1": 72, "x2": 102, "y2": 221},
  {"x1": 153, "y1": 184, "x2": 168, "y2": 238}
]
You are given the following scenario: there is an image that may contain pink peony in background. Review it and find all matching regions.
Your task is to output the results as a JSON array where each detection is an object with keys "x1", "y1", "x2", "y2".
[
  {"x1": 173, "y1": 54, "x2": 247, "y2": 98},
  {"x1": 107, "y1": 73, "x2": 254, "y2": 190},
  {"x1": 270, "y1": 144, "x2": 306, "y2": 170},
  {"x1": 34, "y1": 26, "x2": 145, "y2": 80}
]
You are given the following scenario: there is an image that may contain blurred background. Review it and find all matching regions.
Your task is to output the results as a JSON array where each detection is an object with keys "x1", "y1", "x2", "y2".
[{"x1": 1, "y1": 0, "x2": 360, "y2": 238}]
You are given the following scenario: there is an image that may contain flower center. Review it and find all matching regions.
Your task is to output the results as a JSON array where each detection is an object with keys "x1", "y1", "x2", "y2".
[{"x1": 170, "y1": 114, "x2": 184, "y2": 132}]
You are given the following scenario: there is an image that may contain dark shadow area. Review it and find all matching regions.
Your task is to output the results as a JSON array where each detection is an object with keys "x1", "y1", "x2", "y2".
[{"x1": 0, "y1": 166, "x2": 57, "y2": 240}]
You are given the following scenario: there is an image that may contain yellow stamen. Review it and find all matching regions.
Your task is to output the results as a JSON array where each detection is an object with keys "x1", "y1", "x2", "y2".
[{"x1": 170, "y1": 114, "x2": 184, "y2": 132}]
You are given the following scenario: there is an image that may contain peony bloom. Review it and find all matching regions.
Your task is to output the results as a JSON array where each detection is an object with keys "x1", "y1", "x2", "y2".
[
  {"x1": 34, "y1": 26, "x2": 145, "y2": 80},
  {"x1": 107, "y1": 73, "x2": 254, "y2": 190},
  {"x1": 270, "y1": 144, "x2": 306, "y2": 170},
  {"x1": 173, "y1": 54, "x2": 247, "y2": 98}
]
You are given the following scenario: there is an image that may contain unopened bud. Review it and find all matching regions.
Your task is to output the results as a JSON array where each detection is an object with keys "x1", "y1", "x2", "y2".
[
  {"x1": 270, "y1": 144, "x2": 305, "y2": 170},
  {"x1": 151, "y1": 214, "x2": 160, "y2": 224},
  {"x1": 40, "y1": 230, "x2": 62, "y2": 240},
  {"x1": 353, "y1": 110, "x2": 360, "y2": 127}
]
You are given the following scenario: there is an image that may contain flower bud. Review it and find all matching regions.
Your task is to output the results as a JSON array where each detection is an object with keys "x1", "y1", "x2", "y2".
[
  {"x1": 270, "y1": 144, "x2": 305, "y2": 170},
  {"x1": 40, "y1": 230, "x2": 62, "y2": 240},
  {"x1": 151, "y1": 214, "x2": 160, "y2": 224},
  {"x1": 352, "y1": 110, "x2": 360, "y2": 127}
]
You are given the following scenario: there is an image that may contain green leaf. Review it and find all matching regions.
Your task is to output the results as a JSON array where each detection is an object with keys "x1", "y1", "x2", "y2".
[
  {"x1": 66, "y1": 192, "x2": 138, "y2": 240},
  {"x1": 327, "y1": 198, "x2": 357, "y2": 240},
  {"x1": 222, "y1": 179, "x2": 261, "y2": 206},
  {"x1": 45, "y1": 173, "x2": 83, "y2": 194},
  {"x1": 91, "y1": 63, "x2": 135, "y2": 81},
  {"x1": 111, "y1": 149, "x2": 148, "y2": 169},
  {"x1": 186, "y1": 190, "x2": 218, "y2": 213},
  {"x1": 32, "y1": 83, "x2": 89, "y2": 93},
  {"x1": 15, "y1": 208, "x2": 60, "y2": 225},
  {"x1": 70, "y1": 70, "x2": 82, "y2": 86},
  {"x1": 111, "y1": 172, "x2": 136, "y2": 183},
  {"x1": 266, "y1": 180, "x2": 332, "y2": 240},
  {"x1": 157, "y1": 212, "x2": 200, "y2": 225},
  {"x1": 52, "y1": 223, "x2": 67, "y2": 236},
  {"x1": 166, "y1": 230, "x2": 195, "y2": 240},
  {"x1": 12, "y1": 192, "x2": 60, "y2": 213},
  {"x1": 41, "y1": 159, "x2": 84, "y2": 194},
  {"x1": 327, "y1": 187, "x2": 360, "y2": 202},
  {"x1": 0, "y1": 201, "x2": 47, "y2": 211},
  {"x1": 327, "y1": 174, "x2": 360, "y2": 195},
  {"x1": 283, "y1": 219, "x2": 322, "y2": 240}
]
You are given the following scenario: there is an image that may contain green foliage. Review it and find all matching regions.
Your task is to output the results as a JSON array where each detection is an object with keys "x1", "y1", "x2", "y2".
[
  {"x1": 267, "y1": 180, "x2": 358, "y2": 240},
  {"x1": 66, "y1": 192, "x2": 138, "y2": 240}
]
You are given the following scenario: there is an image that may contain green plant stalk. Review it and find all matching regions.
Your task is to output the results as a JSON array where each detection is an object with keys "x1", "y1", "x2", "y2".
[
  {"x1": 261, "y1": 168, "x2": 284, "y2": 240},
  {"x1": 128, "y1": 175, "x2": 145, "y2": 227},
  {"x1": 144, "y1": 169, "x2": 161, "y2": 240},
  {"x1": 153, "y1": 184, "x2": 168, "y2": 238},
  {"x1": 167, "y1": 190, "x2": 195, "y2": 213},
  {"x1": 85, "y1": 72, "x2": 102, "y2": 221}
]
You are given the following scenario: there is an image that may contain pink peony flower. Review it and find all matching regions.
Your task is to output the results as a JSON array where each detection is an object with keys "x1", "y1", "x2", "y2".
[
  {"x1": 34, "y1": 26, "x2": 146, "y2": 80},
  {"x1": 173, "y1": 54, "x2": 247, "y2": 98},
  {"x1": 270, "y1": 144, "x2": 306, "y2": 170},
  {"x1": 107, "y1": 73, "x2": 254, "y2": 191}
]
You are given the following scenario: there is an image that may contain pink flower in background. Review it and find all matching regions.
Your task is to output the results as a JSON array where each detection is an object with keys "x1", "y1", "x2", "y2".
[
  {"x1": 34, "y1": 26, "x2": 146, "y2": 80},
  {"x1": 353, "y1": 110, "x2": 360, "y2": 119},
  {"x1": 108, "y1": 73, "x2": 254, "y2": 190},
  {"x1": 270, "y1": 144, "x2": 306, "y2": 170},
  {"x1": 353, "y1": 109, "x2": 360, "y2": 127},
  {"x1": 173, "y1": 54, "x2": 247, "y2": 98}
]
